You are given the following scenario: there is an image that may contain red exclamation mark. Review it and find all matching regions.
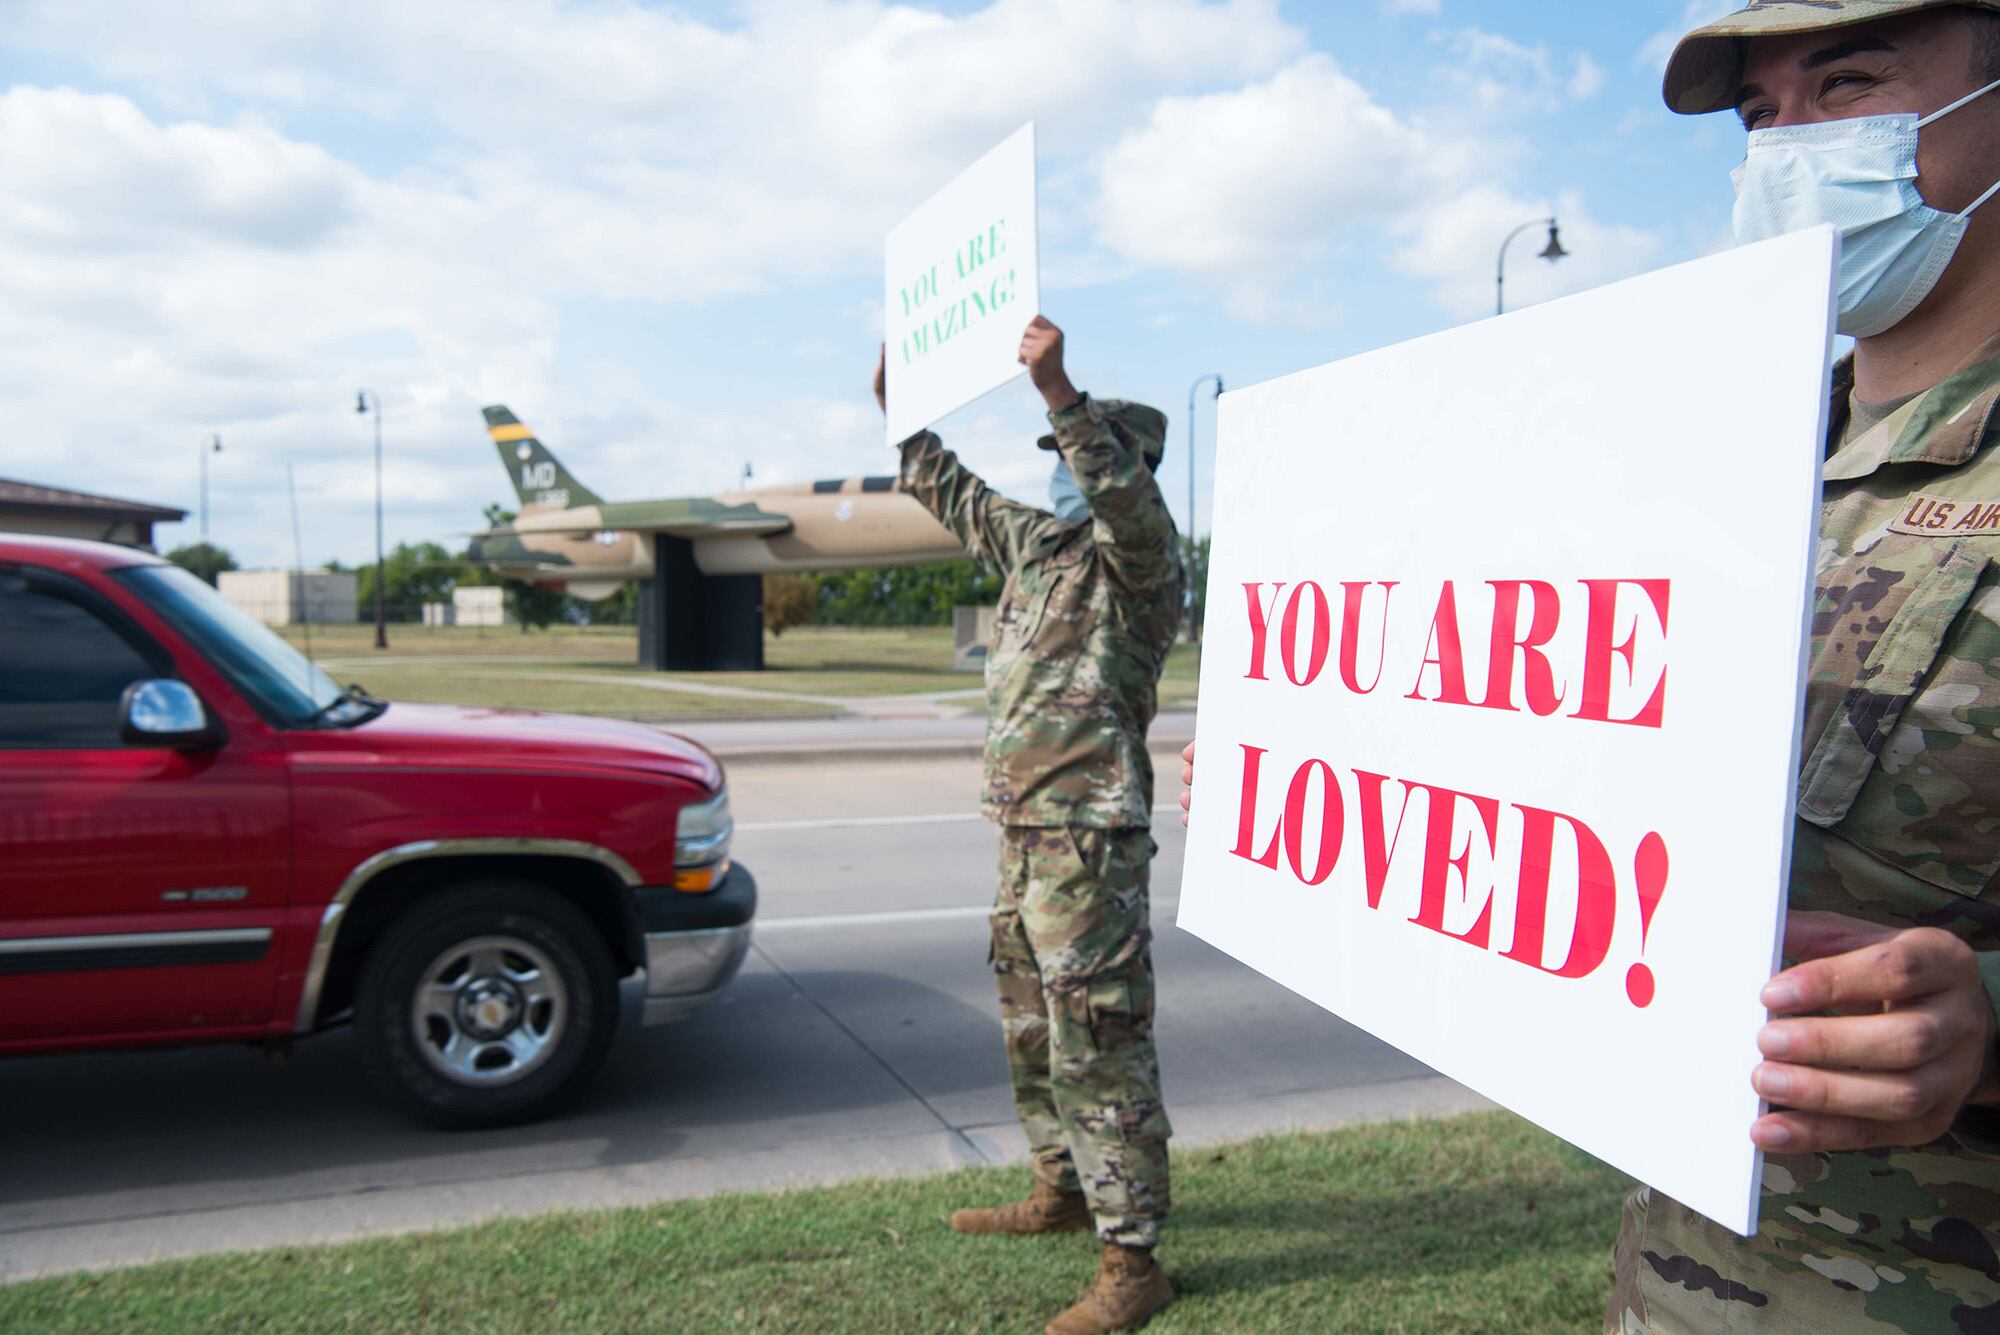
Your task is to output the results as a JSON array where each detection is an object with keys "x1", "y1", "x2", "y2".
[{"x1": 1625, "y1": 833, "x2": 1669, "y2": 1008}]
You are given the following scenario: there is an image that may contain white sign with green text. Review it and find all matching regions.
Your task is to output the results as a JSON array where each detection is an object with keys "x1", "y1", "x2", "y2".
[{"x1": 884, "y1": 122, "x2": 1039, "y2": 444}]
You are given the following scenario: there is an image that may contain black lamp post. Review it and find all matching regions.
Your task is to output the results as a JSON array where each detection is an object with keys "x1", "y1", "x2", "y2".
[
  {"x1": 1496, "y1": 217, "x2": 1570, "y2": 316},
  {"x1": 354, "y1": 390, "x2": 387, "y2": 649},
  {"x1": 199, "y1": 433, "x2": 221, "y2": 548}
]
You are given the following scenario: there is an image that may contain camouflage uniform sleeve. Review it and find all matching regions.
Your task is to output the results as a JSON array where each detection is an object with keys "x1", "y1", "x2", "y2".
[
  {"x1": 895, "y1": 429, "x2": 1055, "y2": 572},
  {"x1": 1048, "y1": 394, "x2": 1179, "y2": 594}
]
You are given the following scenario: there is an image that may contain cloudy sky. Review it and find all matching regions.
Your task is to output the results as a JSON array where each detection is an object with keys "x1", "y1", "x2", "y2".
[{"x1": 0, "y1": 0, "x2": 1745, "y2": 569}]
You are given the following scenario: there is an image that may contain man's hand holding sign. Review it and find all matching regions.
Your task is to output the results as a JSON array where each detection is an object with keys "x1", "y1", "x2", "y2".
[{"x1": 1752, "y1": 913, "x2": 2000, "y2": 1152}]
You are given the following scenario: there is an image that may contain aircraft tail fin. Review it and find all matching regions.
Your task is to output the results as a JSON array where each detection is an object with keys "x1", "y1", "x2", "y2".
[{"x1": 483, "y1": 405, "x2": 604, "y2": 512}]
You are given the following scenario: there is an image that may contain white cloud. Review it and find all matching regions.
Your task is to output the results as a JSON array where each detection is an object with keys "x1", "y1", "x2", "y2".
[
  {"x1": 1095, "y1": 55, "x2": 1465, "y2": 323},
  {"x1": 1569, "y1": 54, "x2": 1607, "y2": 101},
  {"x1": 1092, "y1": 50, "x2": 1660, "y2": 325},
  {"x1": 0, "y1": 1, "x2": 1688, "y2": 573},
  {"x1": 0, "y1": 87, "x2": 356, "y2": 254},
  {"x1": 0, "y1": 0, "x2": 1306, "y2": 567},
  {"x1": 1638, "y1": 1, "x2": 1740, "y2": 72},
  {"x1": 1390, "y1": 187, "x2": 1665, "y2": 319},
  {"x1": 1442, "y1": 27, "x2": 1609, "y2": 113}
]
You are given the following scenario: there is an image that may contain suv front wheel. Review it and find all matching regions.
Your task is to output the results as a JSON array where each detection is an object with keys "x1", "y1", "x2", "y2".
[{"x1": 354, "y1": 881, "x2": 620, "y2": 1128}]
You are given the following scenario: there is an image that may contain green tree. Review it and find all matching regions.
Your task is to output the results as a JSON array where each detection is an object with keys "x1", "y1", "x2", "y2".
[
  {"x1": 1185, "y1": 536, "x2": 1210, "y2": 641},
  {"x1": 762, "y1": 572, "x2": 819, "y2": 637},
  {"x1": 165, "y1": 542, "x2": 238, "y2": 587},
  {"x1": 813, "y1": 559, "x2": 1000, "y2": 627},
  {"x1": 472, "y1": 503, "x2": 567, "y2": 632},
  {"x1": 354, "y1": 541, "x2": 462, "y2": 621},
  {"x1": 587, "y1": 581, "x2": 638, "y2": 626}
]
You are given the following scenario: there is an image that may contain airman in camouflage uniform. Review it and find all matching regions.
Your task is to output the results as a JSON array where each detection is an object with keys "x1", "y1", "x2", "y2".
[
  {"x1": 874, "y1": 316, "x2": 1183, "y2": 1334},
  {"x1": 1611, "y1": 3, "x2": 2000, "y2": 1328}
]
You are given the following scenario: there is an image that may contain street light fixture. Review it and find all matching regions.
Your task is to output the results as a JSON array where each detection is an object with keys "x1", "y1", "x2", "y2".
[
  {"x1": 199, "y1": 433, "x2": 222, "y2": 548},
  {"x1": 1496, "y1": 216, "x2": 1570, "y2": 316},
  {"x1": 1186, "y1": 372, "x2": 1224, "y2": 643},
  {"x1": 354, "y1": 389, "x2": 388, "y2": 650}
]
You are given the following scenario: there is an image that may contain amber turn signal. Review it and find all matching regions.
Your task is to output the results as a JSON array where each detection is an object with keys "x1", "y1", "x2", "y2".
[{"x1": 672, "y1": 861, "x2": 727, "y2": 893}]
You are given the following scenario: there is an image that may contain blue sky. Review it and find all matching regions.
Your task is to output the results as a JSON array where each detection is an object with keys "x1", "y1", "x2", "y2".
[{"x1": 0, "y1": 0, "x2": 1744, "y2": 569}]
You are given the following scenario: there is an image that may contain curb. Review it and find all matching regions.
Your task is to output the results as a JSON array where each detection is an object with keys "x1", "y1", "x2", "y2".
[{"x1": 710, "y1": 734, "x2": 1197, "y2": 768}]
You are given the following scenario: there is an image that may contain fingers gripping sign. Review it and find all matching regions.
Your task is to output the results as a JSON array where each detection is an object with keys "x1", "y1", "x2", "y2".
[
  {"x1": 1179, "y1": 742, "x2": 1195, "y2": 829},
  {"x1": 1752, "y1": 911, "x2": 2000, "y2": 1153},
  {"x1": 1018, "y1": 314, "x2": 1080, "y2": 415}
]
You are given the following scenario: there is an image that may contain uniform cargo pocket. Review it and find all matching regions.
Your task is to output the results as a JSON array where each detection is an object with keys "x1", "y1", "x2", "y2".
[{"x1": 1799, "y1": 534, "x2": 2000, "y2": 895}]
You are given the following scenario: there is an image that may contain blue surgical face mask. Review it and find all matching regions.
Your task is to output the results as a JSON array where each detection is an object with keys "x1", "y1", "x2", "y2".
[
  {"x1": 1732, "y1": 76, "x2": 2000, "y2": 338},
  {"x1": 1049, "y1": 460, "x2": 1088, "y2": 525}
]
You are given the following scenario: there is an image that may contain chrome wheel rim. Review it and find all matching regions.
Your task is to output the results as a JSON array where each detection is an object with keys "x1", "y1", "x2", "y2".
[{"x1": 411, "y1": 934, "x2": 568, "y2": 1087}]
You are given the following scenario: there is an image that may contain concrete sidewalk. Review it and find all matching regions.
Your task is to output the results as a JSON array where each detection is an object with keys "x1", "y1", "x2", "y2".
[{"x1": 678, "y1": 709, "x2": 1196, "y2": 765}]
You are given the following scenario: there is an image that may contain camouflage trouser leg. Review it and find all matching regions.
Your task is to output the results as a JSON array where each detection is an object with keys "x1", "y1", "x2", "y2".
[{"x1": 992, "y1": 825, "x2": 1172, "y2": 1247}]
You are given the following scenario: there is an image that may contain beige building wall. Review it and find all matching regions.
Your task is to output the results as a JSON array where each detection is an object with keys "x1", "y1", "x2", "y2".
[
  {"x1": 218, "y1": 570, "x2": 359, "y2": 626},
  {"x1": 453, "y1": 585, "x2": 512, "y2": 627}
]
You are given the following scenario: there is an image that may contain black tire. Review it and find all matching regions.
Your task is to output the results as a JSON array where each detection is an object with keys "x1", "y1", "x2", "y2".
[{"x1": 354, "y1": 880, "x2": 619, "y2": 1129}]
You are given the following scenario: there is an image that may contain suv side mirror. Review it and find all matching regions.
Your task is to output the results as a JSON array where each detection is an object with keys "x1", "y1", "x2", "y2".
[{"x1": 120, "y1": 679, "x2": 221, "y2": 750}]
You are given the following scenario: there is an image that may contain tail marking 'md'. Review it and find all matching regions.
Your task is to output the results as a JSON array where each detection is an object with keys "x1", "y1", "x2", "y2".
[{"x1": 483, "y1": 404, "x2": 604, "y2": 512}]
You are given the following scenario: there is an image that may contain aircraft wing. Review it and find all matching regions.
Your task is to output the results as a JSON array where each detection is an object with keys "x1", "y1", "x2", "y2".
[{"x1": 481, "y1": 497, "x2": 794, "y2": 540}]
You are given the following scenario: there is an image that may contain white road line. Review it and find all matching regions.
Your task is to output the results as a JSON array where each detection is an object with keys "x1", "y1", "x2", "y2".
[
  {"x1": 739, "y1": 812, "x2": 984, "y2": 833},
  {"x1": 739, "y1": 806, "x2": 1184, "y2": 834},
  {"x1": 758, "y1": 899, "x2": 1182, "y2": 931}
]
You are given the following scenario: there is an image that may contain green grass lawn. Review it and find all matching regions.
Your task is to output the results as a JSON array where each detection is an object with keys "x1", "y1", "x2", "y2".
[
  {"x1": 285, "y1": 624, "x2": 1205, "y2": 715},
  {"x1": 0, "y1": 1113, "x2": 1630, "y2": 1333},
  {"x1": 281, "y1": 623, "x2": 639, "y2": 664},
  {"x1": 343, "y1": 668, "x2": 838, "y2": 719}
]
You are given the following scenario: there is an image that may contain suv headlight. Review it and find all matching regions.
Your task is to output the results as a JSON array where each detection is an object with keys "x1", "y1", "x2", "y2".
[{"x1": 671, "y1": 786, "x2": 733, "y2": 892}]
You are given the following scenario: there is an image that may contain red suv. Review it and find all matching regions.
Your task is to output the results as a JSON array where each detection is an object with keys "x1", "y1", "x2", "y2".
[{"x1": 0, "y1": 536, "x2": 754, "y2": 1126}]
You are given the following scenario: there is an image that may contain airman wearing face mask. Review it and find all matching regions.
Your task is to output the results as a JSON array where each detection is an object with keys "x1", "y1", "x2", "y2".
[
  {"x1": 872, "y1": 318, "x2": 1184, "y2": 1335},
  {"x1": 1176, "y1": 1, "x2": 2000, "y2": 1328},
  {"x1": 1638, "y1": 2, "x2": 2000, "y2": 1328}
]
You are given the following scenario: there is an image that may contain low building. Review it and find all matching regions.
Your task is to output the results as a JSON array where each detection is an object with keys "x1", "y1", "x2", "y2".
[
  {"x1": 218, "y1": 570, "x2": 359, "y2": 626},
  {"x1": 0, "y1": 477, "x2": 186, "y2": 549},
  {"x1": 453, "y1": 585, "x2": 511, "y2": 627},
  {"x1": 953, "y1": 605, "x2": 996, "y2": 672}
]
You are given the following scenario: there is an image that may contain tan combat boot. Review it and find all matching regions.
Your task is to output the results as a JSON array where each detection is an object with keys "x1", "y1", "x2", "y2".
[
  {"x1": 1044, "y1": 1241, "x2": 1175, "y2": 1334},
  {"x1": 949, "y1": 1180, "x2": 1090, "y2": 1235}
]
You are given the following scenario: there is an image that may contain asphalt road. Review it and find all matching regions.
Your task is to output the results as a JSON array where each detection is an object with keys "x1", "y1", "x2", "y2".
[{"x1": 0, "y1": 726, "x2": 1484, "y2": 1282}]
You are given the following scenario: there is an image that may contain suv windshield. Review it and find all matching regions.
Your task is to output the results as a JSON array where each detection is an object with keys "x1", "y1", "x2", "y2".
[{"x1": 116, "y1": 565, "x2": 361, "y2": 727}]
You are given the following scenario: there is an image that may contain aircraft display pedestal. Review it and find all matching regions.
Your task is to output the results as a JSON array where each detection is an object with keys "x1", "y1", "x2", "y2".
[{"x1": 638, "y1": 538, "x2": 764, "y2": 672}]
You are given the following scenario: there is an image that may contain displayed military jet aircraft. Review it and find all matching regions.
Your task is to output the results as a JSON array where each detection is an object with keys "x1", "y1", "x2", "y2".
[{"x1": 468, "y1": 405, "x2": 962, "y2": 598}]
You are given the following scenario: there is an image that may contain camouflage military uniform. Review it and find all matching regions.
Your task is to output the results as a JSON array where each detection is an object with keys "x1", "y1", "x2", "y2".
[
  {"x1": 898, "y1": 393, "x2": 1184, "y2": 1247},
  {"x1": 1609, "y1": 343, "x2": 2000, "y2": 1331}
]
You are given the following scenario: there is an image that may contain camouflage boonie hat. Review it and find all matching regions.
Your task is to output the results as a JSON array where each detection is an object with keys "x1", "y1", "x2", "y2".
[
  {"x1": 1664, "y1": 0, "x2": 2000, "y2": 115},
  {"x1": 1038, "y1": 399, "x2": 1169, "y2": 468}
]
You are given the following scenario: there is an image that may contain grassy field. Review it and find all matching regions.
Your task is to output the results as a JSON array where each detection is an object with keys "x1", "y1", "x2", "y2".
[
  {"x1": 330, "y1": 669, "x2": 838, "y2": 719},
  {"x1": 0, "y1": 1113, "x2": 1629, "y2": 1333},
  {"x1": 280, "y1": 625, "x2": 1202, "y2": 716}
]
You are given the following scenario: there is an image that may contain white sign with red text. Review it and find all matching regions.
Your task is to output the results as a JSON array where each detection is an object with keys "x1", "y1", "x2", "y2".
[
  {"x1": 884, "y1": 123, "x2": 1040, "y2": 445},
  {"x1": 1179, "y1": 226, "x2": 1839, "y2": 1236}
]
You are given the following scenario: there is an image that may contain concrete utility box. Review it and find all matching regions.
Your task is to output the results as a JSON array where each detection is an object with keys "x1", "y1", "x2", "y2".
[
  {"x1": 218, "y1": 571, "x2": 358, "y2": 626},
  {"x1": 453, "y1": 586, "x2": 512, "y2": 627},
  {"x1": 953, "y1": 605, "x2": 997, "y2": 672},
  {"x1": 422, "y1": 601, "x2": 454, "y2": 627}
]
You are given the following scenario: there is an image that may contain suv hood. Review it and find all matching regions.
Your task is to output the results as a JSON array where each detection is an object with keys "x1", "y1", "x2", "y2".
[{"x1": 289, "y1": 702, "x2": 721, "y2": 790}]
